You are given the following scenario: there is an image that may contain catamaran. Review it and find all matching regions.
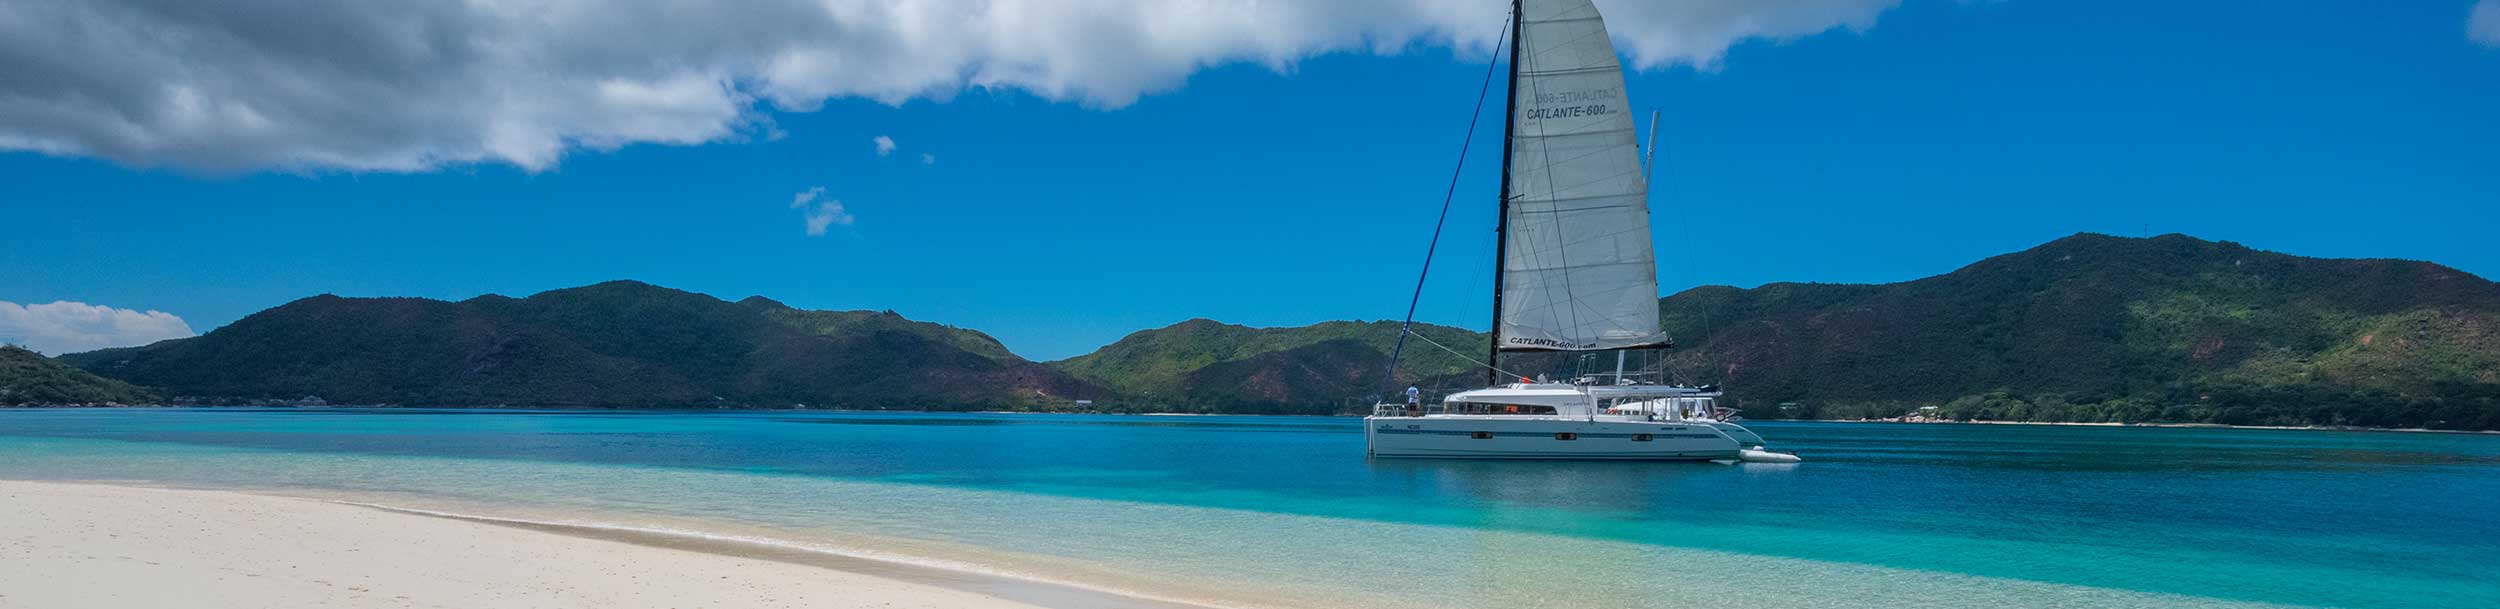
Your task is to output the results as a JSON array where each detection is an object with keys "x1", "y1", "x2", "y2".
[{"x1": 1364, "y1": 0, "x2": 1795, "y2": 462}]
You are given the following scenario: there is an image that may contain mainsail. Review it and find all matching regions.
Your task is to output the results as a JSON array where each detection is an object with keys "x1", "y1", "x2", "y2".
[{"x1": 1495, "y1": 0, "x2": 1668, "y2": 352}]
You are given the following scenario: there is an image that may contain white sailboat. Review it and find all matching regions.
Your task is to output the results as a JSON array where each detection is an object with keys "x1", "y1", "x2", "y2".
[{"x1": 1364, "y1": 0, "x2": 1794, "y2": 462}]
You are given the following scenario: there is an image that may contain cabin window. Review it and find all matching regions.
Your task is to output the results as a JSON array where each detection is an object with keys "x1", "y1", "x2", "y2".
[
  {"x1": 1555, "y1": 433, "x2": 1578, "y2": 441},
  {"x1": 1470, "y1": 431, "x2": 1493, "y2": 440},
  {"x1": 1632, "y1": 434, "x2": 1653, "y2": 442},
  {"x1": 1449, "y1": 402, "x2": 1558, "y2": 416}
]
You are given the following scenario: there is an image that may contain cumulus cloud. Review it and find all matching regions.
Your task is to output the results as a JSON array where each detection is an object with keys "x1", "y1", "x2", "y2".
[
  {"x1": 0, "y1": 300, "x2": 196, "y2": 355},
  {"x1": 921, "y1": 153, "x2": 937, "y2": 165},
  {"x1": 2474, "y1": 1, "x2": 2500, "y2": 47},
  {"x1": 0, "y1": 0, "x2": 1901, "y2": 173},
  {"x1": 789, "y1": 186, "x2": 855, "y2": 236},
  {"x1": 873, "y1": 135, "x2": 898, "y2": 156}
]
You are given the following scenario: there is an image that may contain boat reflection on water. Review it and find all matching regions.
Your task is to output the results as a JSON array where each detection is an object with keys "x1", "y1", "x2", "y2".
[{"x1": 1361, "y1": 455, "x2": 1799, "y2": 516}]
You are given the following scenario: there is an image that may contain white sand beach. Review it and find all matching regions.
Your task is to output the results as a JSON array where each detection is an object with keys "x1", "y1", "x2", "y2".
[{"x1": 0, "y1": 481, "x2": 1056, "y2": 609}]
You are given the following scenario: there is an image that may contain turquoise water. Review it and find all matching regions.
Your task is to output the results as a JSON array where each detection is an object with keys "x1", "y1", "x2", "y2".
[{"x1": 2, "y1": 409, "x2": 2495, "y2": 609}]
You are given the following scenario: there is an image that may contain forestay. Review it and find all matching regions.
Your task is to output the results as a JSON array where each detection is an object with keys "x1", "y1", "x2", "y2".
[{"x1": 1497, "y1": 0, "x2": 1668, "y2": 352}]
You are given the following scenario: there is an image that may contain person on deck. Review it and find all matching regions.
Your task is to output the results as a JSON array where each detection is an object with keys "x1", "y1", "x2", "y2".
[{"x1": 1405, "y1": 386, "x2": 1422, "y2": 416}]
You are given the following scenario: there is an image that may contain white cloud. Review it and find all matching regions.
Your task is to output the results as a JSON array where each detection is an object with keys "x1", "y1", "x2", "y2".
[
  {"x1": 0, "y1": 0, "x2": 1902, "y2": 173},
  {"x1": 873, "y1": 135, "x2": 898, "y2": 156},
  {"x1": 0, "y1": 300, "x2": 196, "y2": 355},
  {"x1": 789, "y1": 186, "x2": 855, "y2": 236},
  {"x1": 921, "y1": 153, "x2": 936, "y2": 165},
  {"x1": 2473, "y1": 1, "x2": 2500, "y2": 47}
]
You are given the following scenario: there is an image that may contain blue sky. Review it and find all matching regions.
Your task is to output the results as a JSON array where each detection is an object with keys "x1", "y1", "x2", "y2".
[{"x1": 4, "y1": 0, "x2": 2497, "y2": 360}]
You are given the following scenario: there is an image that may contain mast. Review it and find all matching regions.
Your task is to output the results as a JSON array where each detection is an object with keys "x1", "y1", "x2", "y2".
[
  {"x1": 1643, "y1": 108, "x2": 1661, "y2": 178},
  {"x1": 1486, "y1": 0, "x2": 1523, "y2": 387}
]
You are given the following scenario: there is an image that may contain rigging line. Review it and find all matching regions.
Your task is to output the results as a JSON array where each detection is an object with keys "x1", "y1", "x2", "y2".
[
  {"x1": 1484, "y1": 0, "x2": 1524, "y2": 386},
  {"x1": 1380, "y1": 9, "x2": 1511, "y2": 397},
  {"x1": 1522, "y1": 149, "x2": 1645, "y2": 185},
  {"x1": 1520, "y1": 23, "x2": 1587, "y2": 351},
  {"x1": 1659, "y1": 108, "x2": 1709, "y2": 387},
  {"x1": 1500, "y1": 7, "x2": 1565, "y2": 356},
  {"x1": 1514, "y1": 8, "x2": 1616, "y2": 63},
  {"x1": 1403, "y1": 326, "x2": 1536, "y2": 383},
  {"x1": 1506, "y1": 8, "x2": 1586, "y2": 352},
  {"x1": 1439, "y1": 227, "x2": 1494, "y2": 396}
]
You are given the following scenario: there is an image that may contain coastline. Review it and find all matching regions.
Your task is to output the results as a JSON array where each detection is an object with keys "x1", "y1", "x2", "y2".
[
  {"x1": 0, "y1": 480, "x2": 1211, "y2": 609},
  {"x1": 6, "y1": 422, "x2": 2489, "y2": 609},
  {"x1": 1827, "y1": 418, "x2": 2500, "y2": 434},
  {"x1": 12, "y1": 404, "x2": 2492, "y2": 435}
]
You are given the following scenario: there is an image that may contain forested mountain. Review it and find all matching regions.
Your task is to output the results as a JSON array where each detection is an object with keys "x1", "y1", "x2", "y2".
[
  {"x1": 48, "y1": 234, "x2": 2500, "y2": 428},
  {"x1": 2, "y1": 346, "x2": 156, "y2": 406},
  {"x1": 1049, "y1": 234, "x2": 2500, "y2": 428},
  {"x1": 1653, "y1": 234, "x2": 2500, "y2": 429},
  {"x1": 60, "y1": 281, "x2": 1097, "y2": 408},
  {"x1": 1048, "y1": 319, "x2": 1485, "y2": 413}
]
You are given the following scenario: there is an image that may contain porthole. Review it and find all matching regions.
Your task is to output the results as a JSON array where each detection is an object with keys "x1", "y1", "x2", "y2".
[
  {"x1": 1632, "y1": 434, "x2": 1653, "y2": 442},
  {"x1": 1555, "y1": 432, "x2": 1578, "y2": 441},
  {"x1": 1471, "y1": 431, "x2": 1493, "y2": 440}
]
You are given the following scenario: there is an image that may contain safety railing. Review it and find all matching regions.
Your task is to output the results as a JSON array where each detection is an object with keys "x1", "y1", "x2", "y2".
[{"x1": 1370, "y1": 403, "x2": 1445, "y2": 417}]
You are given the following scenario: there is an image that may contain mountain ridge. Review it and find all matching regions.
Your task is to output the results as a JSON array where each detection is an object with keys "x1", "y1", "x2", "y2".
[
  {"x1": 1646, "y1": 233, "x2": 2499, "y2": 428},
  {"x1": 58, "y1": 281, "x2": 1098, "y2": 408},
  {"x1": 2, "y1": 345, "x2": 156, "y2": 406},
  {"x1": 1047, "y1": 318, "x2": 1486, "y2": 413},
  {"x1": 1038, "y1": 233, "x2": 2500, "y2": 427},
  {"x1": 36, "y1": 233, "x2": 2500, "y2": 429}
]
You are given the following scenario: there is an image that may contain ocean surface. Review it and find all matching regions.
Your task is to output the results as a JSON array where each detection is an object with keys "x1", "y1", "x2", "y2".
[{"x1": 2, "y1": 409, "x2": 2494, "y2": 609}]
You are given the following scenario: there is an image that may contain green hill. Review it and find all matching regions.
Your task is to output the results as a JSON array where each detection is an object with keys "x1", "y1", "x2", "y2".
[
  {"x1": 1048, "y1": 319, "x2": 1487, "y2": 413},
  {"x1": 745, "y1": 297, "x2": 1024, "y2": 362},
  {"x1": 1, "y1": 345, "x2": 156, "y2": 406},
  {"x1": 1048, "y1": 234, "x2": 2500, "y2": 428},
  {"x1": 48, "y1": 234, "x2": 2500, "y2": 428},
  {"x1": 1654, "y1": 233, "x2": 2500, "y2": 428},
  {"x1": 61, "y1": 281, "x2": 1099, "y2": 409}
]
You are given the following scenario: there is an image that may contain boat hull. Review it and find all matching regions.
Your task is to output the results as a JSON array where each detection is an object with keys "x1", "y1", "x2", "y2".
[{"x1": 1364, "y1": 416, "x2": 1743, "y2": 460}]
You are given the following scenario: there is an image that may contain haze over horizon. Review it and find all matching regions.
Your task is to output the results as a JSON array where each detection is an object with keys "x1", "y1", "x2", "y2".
[{"x1": 5, "y1": 0, "x2": 2497, "y2": 360}]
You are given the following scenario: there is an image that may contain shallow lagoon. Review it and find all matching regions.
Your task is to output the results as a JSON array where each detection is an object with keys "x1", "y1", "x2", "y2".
[{"x1": 3, "y1": 409, "x2": 2494, "y2": 609}]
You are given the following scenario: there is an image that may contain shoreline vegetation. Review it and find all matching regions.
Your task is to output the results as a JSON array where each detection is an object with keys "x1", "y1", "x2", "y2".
[
  {"x1": 6, "y1": 403, "x2": 2494, "y2": 436},
  {"x1": 0, "y1": 480, "x2": 1215, "y2": 609},
  {"x1": 1841, "y1": 417, "x2": 2500, "y2": 435},
  {"x1": 13, "y1": 233, "x2": 2500, "y2": 430}
]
